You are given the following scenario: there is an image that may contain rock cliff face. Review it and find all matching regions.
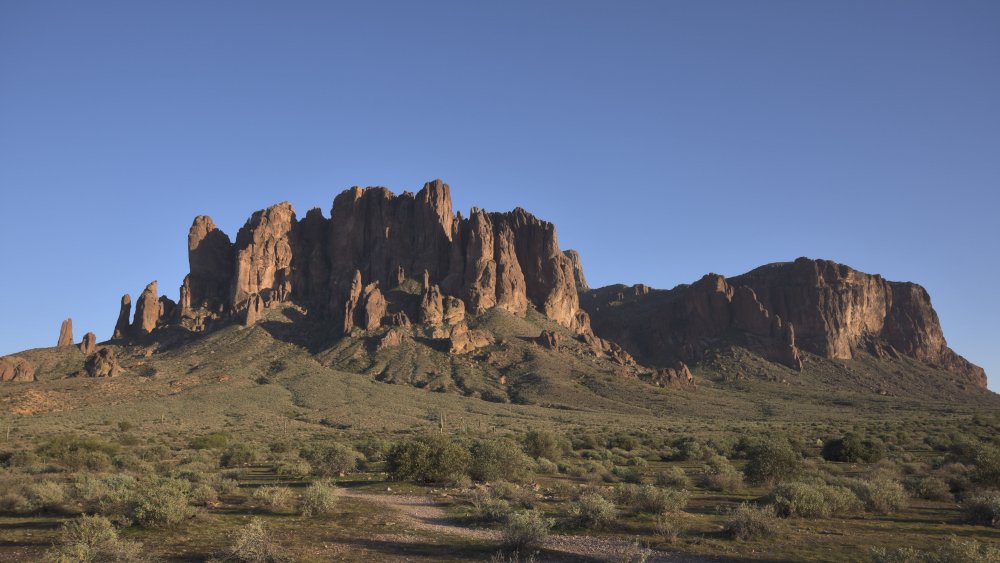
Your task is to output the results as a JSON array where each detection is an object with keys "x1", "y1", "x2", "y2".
[
  {"x1": 582, "y1": 258, "x2": 986, "y2": 389},
  {"x1": 57, "y1": 319, "x2": 73, "y2": 347},
  {"x1": 0, "y1": 356, "x2": 35, "y2": 382},
  {"x1": 133, "y1": 282, "x2": 160, "y2": 335},
  {"x1": 134, "y1": 180, "x2": 586, "y2": 338},
  {"x1": 564, "y1": 250, "x2": 589, "y2": 292},
  {"x1": 113, "y1": 294, "x2": 131, "y2": 338}
]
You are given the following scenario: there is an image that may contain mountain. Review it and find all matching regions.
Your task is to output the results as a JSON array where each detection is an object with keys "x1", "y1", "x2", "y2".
[{"x1": 0, "y1": 180, "x2": 988, "y2": 403}]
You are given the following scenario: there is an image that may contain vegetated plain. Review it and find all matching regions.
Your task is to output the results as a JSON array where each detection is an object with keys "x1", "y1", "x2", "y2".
[{"x1": 2, "y1": 306, "x2": 999, "y2": 562}]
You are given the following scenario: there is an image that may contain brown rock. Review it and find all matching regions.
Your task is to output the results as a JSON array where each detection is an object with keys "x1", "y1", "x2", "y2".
[
  {"x1": 389, "y1": 312, "x2": 411, "y2": 328},
  {"x1": 113, "y1": 294, "x2": 132, "y2": 339},
  {"x1": 443, "y1": 296, "x2": 466, "y2": 326},
  {"x1": 79, "y1": 332, "x2": 97, "y2": 355},
  {"x1": 133, "y1": 281, "x2": 159, "y2": 335},
  {"x1": 537, "y1": 330, "x2": 561, "y2": 351},
  {"x1": 57, "y1": 318, "x2": 73, "y2": 347},
  {"x1": 420, "y1": 283, "x2": 444, "y2": 325},
  {"x1": 186, "y1": 215, "x2": 234, "y2": 314},
  {"x1": 0, "y1": 356, "x2": 35, "y2": 382},
  {"x1": 448, "y1": 323, "x2": 494, "y2": 355},
  {"x1": 232, "y1": 202, "x2": 295, "y2": 316},
  {"x1": 361, "y1": 282, "x2": 386, "y2": 330},
  {"x1": 242, "y1": 293, "x2": 264, "y2": 326},
  {"x1": 83, "y1": 347, "x2": 123, "y2": 378},
  {"x1": 376, "y1": 328, "x2": 406, "y2": 351},
  {"x1": 563, "y1": 249, "x2": 589, "y2": 291},
  {"x1": 644, "y1": 364, "x2": 695, "y2": 387},
  {"x1": 342, "y1": 270, "x2": 363, "y2": 335}
]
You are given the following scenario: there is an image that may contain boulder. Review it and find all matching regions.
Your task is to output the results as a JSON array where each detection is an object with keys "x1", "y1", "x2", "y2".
[
  {"x1": 83, "y1": 348, "x2": 123, "y2": 378},
  {"x1": 448, "y1": 323, "x2": 494, "y2": 355},
  {"x1": 0, "y1": 356, "x2": 35, "y2": 382},
  {"x1": 79, "y1": 332, "x2": 97, "y2": 355},
  {"x1": 537, "y1": 330, "x2": 561, "y2": 351}
]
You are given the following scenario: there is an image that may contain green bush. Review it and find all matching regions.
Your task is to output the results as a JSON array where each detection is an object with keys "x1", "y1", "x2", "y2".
[
  {"x1": 129, "y1": 477, "x2": 194, "y2": 528},
  {"x1": 870, "y1": 537, "x2": 1000, "y2": 563},
  {"x1": 187, "y1": 432, "x2": 231, "y2": 450},
  {"x1": 700, "y1": 456, "x2": 743, "y2": 492},
  {"x1": 766, "y1": 482, "x2": 860, "y2": 518},
  {"x1": 963, "y1": 492, "x2": 1000, "y2": 528},
  {"x1": 471, "y1": 490, "x2": 512, "y2": 522},
  {"x1": 743, "y1": 438, "x2": 801, "y2": 485},
  {"x1": 902, "y1": 476, "x2": 951, "y2": 501},
  {"x1": 26, "y1": 480, "x2": 68, "y2": 513},
  {"x1": 225, "y1": 517, "x2": 286, "y2": 563},
  {"x1": 723, "y1": 503, "x2": 780, "y2": 541},
  {"x1": 849, "y1": 477, "x2": 907, "y2": 514},
  {"x1": 500, "y1": 510, "x2": 551, "y2": 552},
  {"x1": 385, "y1": 434, "x2": 471, "y2": 484},
  {"x1": 300, "y1": 481, "x2": 337, "y2": 517},
  {"x1": 822, "y1": 434, "x2": 885, "y2": 463},
  {"x1": 45, "y1": 515, "x2": 142, "y2": 563},
  {"x1": 973, "y1": 445, "x2": 1000, "y2": 487},
  {"x1": 523, "y1": 430, "x2": 569, "y2": 462},
  {"x1": 220, "y1": 443, "x2": 264, "y2": 468},
  {"x1": 570, "y1": 493, "x2": 616, "y2": 529},
  {"x1": 253, "y1": 486, "x2": 293, "y2": 513},
  {"x1": 470, "y1": 438, "x2": 534, "y2": 483},
  {"x1": 655, "y1": 466, "x2": 691, "y2": 489},
  {"x1": 301, "y1": 443, "x2": 361, "y2": 476}
]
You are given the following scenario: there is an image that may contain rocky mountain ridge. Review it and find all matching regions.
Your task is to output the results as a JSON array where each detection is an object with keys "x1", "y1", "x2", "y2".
[{"x1": 2, "y1": 180, "x2": 988, "y2": 395}]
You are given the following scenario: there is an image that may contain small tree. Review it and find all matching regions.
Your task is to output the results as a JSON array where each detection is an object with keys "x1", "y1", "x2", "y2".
[
  {"x1": 821, "y1": 433, "x2": 885, "y2": 463},
  {"x1": 743, "y1": 438, "x2": 801, "y2": 485},
  {"x1": 470, "y1": 438, "x2": 533, "y2": 483}
]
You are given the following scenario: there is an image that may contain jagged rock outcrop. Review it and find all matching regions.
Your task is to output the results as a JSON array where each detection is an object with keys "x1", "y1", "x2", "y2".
[
  {"x1": 564, "y1": 249, "x2": 589, "y2": 292},
  {"x1": 185, "y1": 216, "x2": 235, "y2": 315},
  {"x1": 376, "y1": 327, "x2": 406, "y2": 352},
  {"x1": 420, "y1": 283, "x2": 445, "y2": 325},
  {"x1": 57, "y1": 319, "x2": 73, "y2": 347},
  {"x1": 242, "y1": 293, "x2": 264, "y2": 326},
  {"x1": 133, "y1": 282, "x2": 159, "y2": 335},
  {"x1": 232, "y1": 202, "x2": 295, "y2": 316},
  {"x1": 643, "y1": 364, "x2": 695, "y2": 387},
  {"x1": 448, "y1": 323, "x2": 494, "y2": 355},
  {"x1": 83, "y1": 348, "x2": 123, "y2": 378},
  {"x1": 443, "y1": 296, "x2": 466, "y2": 326},
  {"x1": 582, "y1": 258, "x2": 986, "y2": 388},
  {"x1": 360, "y1": 282, "x2": 386, "y2": 330},
  {"x1": 79, "y1": 332, "x2": 97, "y2": 355},
  {"x1": 113, "y1": 294, "x2": 131, "y2": 338},
  {"x1": 0, "y1": 356, "x2": 35, "y2": 382},
  {"x1": 537, "y1": 330, "x2": 561, "y2": 351},
  {"x1": 342, "y1": 271, "x2": 363, "y2": 334}
]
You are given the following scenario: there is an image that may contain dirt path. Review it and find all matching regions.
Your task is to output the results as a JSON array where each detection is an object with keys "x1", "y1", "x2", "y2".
[{"x1": 338, "y1": 489, "x2": 713, "y2": 562}]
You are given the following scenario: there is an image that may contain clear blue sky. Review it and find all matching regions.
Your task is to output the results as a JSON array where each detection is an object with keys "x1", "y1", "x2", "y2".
[{"x1": 1, "y1": 1, "x2": 997, "y2": 389}]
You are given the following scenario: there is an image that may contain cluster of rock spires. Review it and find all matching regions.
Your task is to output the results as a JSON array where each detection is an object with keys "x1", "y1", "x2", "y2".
[{"x1": 3, "y1": 179, "x2": 987, "y2": 393}]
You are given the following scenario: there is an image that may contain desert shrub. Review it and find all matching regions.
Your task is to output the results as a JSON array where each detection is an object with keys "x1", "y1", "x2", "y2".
[
  {"x1": 655, "y1": 467, "x2": 691, "y2": 489},
  {"x1": 500, "y1": 510, "x2": 551, "y2": 551},
  {"x1": 357, "y1": 436, "x2": 390, "y2": 462},
  {"x1": 849, "y1": 477, "x2": 907, "y2": 514},
  {"x1": 822, "y1": 434, "x2": 885, "y2": 463},
  {"x1": 973, "y1": 445, "x2": 1000, "y2": 487},
  {"x1": 300, "y1": 481, "x2": 337, "y2": 517},
  {"x1": 274, "y1": 459, "x2": 312, "y2": 479},
  {"x1": 0, "y1": 491, "x2": 29, "y2": 514},
  {"x1": 611, "y1": 465, "x2": 644, "y2": 484},
  {"x1": 129, "y1": 477, "x2": 194, "y2": 528},
  {"x1": 963, "y1": 492, "x2": 1000, "y2": 528},
  {"x1": 700, "y1": 456, "x2": 743, "y2": 491},
  {"x1": 903, "y1": 476, "x2": 952, "y2": 501},
  {"x1": 723, "y1": 503, "x2": 780, "y2": 541},
  {"x1": 617, "y1": 484, "x2": 688, "y2": 514},
  {"x1": 608, "y1": 540, "x2": 653, "y2": 563},
  {"x1": 301, "y1": 443, "x2": 361, "y2": 476},
  {"x1": 523, "y1": 430, "x2": 570, "y2": 462},
  {"x1": 535, "y1": 458, "x2": 558, "y2": 474},
  {"x1": 743, "y1": 438, "x2": 801, "y2": 485},
  {"x1": 189, "y1": 483, "x2": 218, "y2": 507},
  {"x1": 471, "y1": 490, "x2": 512, "y2": 522},
  {"x1": 671, "y1": 437, "x2": 705, "y2": 461},
  {"x1": 655, "y1": 512, "x2": 687, "y2": 544},
  {"x1": 870, "y1": 537, "x2": 1000, "y2": 563},
  {"x1": 608, "y1": 434, "x2": 640, "y2": 451},
  {"x1": 36, "y1": 434, "x2": 120, "y2": 465},
  {"x1": 26, "y1": 480, "x2": 68, "y2": 513},
  {"x1": 491, "y1": 481, "x2": 537, "y2": 508},
  {"x1": 215, "y1": 476, "x2": 240, "y2": 496},
  {"x1": 46, "y1": 515, "x2": 142, "y2": 563},
  {"x1": 188, "y1": 432, "x2": 231, "y2": 450},
  {"x1": 220, "y1": 443, "x2": 264, "y2": 468},
  {"x1": 253, "y1": 486, "x2": 293, "y2": 513},
  {"x1": 766, "y1": 482, "x2": 859, "y2": 518},
  {"x1": 569, "y1": 493, "x2": 616, "y2": 529},
  {"x1": 470, "y1": 438, "x2": 534, "y2": 483},
  {"x1": 385, "y1": 434, "x2": 471, "y2": 484},
  {"x1": 224, "y1": 517, "x2": 286, "y2": 563}
]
